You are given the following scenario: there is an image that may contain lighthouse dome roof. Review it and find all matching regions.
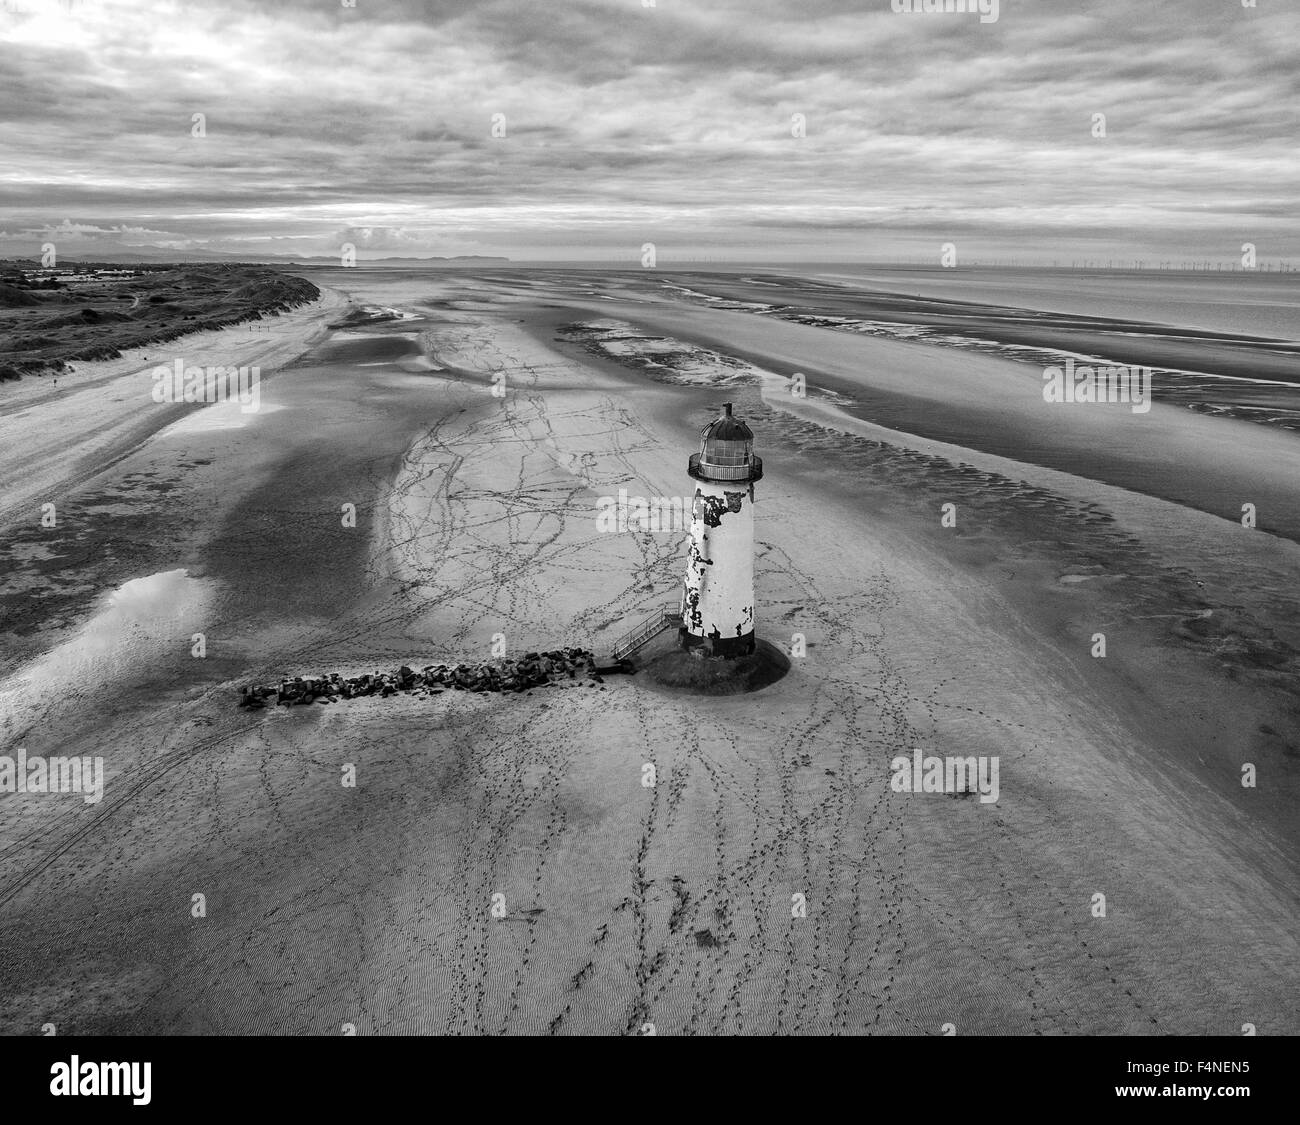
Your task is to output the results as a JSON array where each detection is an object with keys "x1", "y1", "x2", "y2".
[
  {"x1": 689, "y1": 403, "x2": 762, "y2": 483},
  {"x1": 699, "y1": 403, "x2": 753, "y2": 446}
]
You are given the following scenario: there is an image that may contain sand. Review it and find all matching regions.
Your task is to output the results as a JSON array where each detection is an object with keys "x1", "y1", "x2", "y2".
[{"x1": 0, "y1": 268, "x2": 1295, "y2": 1035}]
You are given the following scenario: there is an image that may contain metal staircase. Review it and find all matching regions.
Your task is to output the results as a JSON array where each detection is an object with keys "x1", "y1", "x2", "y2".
[{"x1": 610, "y1": 605, "x2": 682, "y2": 662}]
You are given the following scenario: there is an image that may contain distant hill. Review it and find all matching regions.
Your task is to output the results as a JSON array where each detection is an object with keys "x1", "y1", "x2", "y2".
[
  {"x1": 290, "y1": 255, "x2": 510, "y2": 264},
  {"x1": 0, "y1": 250, "x2": 510, "y2": 266}
]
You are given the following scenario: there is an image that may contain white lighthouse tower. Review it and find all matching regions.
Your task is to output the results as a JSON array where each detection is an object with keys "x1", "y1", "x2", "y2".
[{"x1": 680, "y1": 402, "x2": 763, "y2": 657}]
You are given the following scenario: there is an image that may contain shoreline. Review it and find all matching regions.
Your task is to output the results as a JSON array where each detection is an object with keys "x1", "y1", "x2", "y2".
[
  {"x1": 539, "y1": 295, "x2": 1300, "y2": 544},
  {"x1": 0, "y1": 283, "x2": 349, "y2": 670}
]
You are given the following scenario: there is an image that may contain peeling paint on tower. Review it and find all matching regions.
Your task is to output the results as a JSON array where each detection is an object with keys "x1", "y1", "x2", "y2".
[{"x1": 679, "y1": 403, "x2": 763, "y2": 658}]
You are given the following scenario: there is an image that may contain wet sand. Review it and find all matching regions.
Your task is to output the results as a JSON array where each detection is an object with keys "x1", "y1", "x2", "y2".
[
  {"x1": 539, "y1": 291, "x2": 1300, "y2": 542},
  {"x1": 0, "y1": 268, "x2": 1296, "y2": 1035}
]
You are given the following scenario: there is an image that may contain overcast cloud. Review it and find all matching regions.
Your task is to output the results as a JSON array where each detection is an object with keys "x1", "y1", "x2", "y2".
[{"x1": 1, "y1": 0, "x2": 1296, "y2": 262}]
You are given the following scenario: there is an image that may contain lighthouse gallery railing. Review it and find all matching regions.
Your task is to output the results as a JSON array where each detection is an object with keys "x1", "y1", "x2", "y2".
[{"x1": 687, "y1": 452, "x2": 763, "y2": 483}]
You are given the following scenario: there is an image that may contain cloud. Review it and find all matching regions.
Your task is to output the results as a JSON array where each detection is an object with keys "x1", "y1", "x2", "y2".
[
  {"x1": 0, "y1": 219, "x2": 191, "y2": 244},
  {"x1": 0, "y1": 0, "x2": 1296, "y2": 260},
  {"x1": 332, "y1": 225, "x2": 442, "y2": 251}
]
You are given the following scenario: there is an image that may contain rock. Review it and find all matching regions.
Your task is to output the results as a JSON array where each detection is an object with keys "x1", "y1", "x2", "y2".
[{"x1": 239, "y1": 647, "x2": 599, "y2": 709}]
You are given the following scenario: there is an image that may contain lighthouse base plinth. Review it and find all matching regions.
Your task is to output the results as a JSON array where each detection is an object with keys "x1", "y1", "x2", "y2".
[
  {"x1": 678, "y1": 627, "x2": 755, "y2": 659},
  {"x1": 639, "y1": 637, "x2": 790, "y2": 696}
]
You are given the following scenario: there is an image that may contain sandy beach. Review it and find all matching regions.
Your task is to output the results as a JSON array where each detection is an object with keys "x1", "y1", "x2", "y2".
[{"x1": 0, "y1": 267, "x2": 1296, "y2": 1035}]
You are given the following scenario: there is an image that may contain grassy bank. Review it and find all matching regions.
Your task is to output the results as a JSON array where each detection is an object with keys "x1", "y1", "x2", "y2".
[{"x1": 0, "y1": 262, "x2": 319, "y2": 381}]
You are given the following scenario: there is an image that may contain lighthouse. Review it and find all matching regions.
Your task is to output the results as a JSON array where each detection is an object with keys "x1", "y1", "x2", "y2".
[{"x1": 679, "y1": 402, "x2": 763, "y2": 657}]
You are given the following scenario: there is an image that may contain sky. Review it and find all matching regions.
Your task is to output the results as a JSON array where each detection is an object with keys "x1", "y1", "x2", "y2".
[{"x1": 1, "y1": 0, "x2": 1297, "y2": 264}]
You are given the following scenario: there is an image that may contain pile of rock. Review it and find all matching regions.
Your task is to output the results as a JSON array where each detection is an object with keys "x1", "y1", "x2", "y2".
[{"x1": 238, "y1": 648, "x2": 604, "y2": 708}]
